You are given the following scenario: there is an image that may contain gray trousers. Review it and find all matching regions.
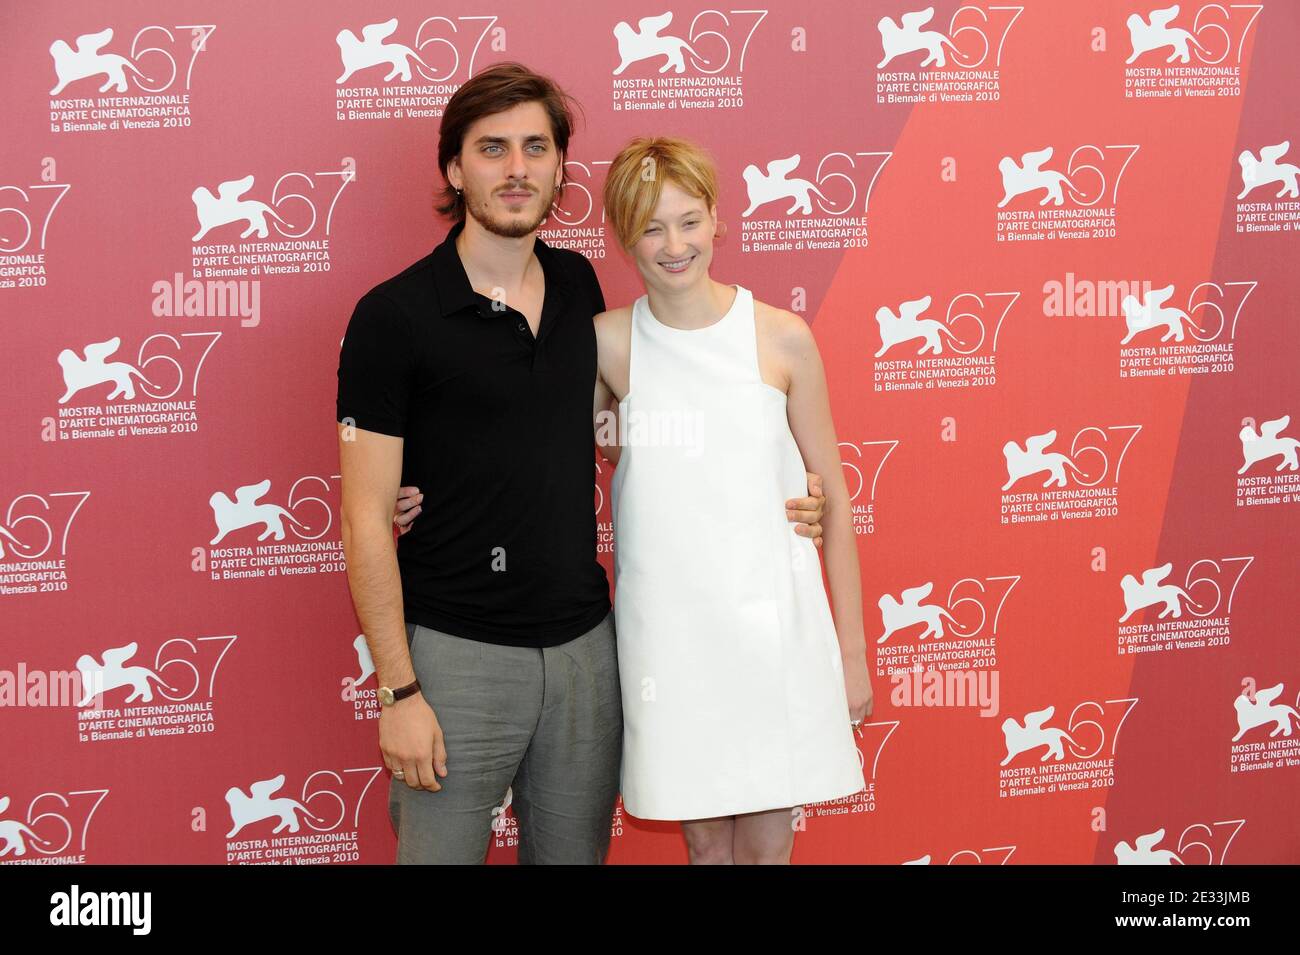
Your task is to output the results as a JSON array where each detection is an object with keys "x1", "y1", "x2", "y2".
[{"x1": 389, "y1": 610, "x2": 622, "y2": 864}]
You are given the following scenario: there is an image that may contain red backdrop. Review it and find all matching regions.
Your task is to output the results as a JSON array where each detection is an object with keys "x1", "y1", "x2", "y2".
[{"x1": 2, "y1": 0, "x2": 1296, "y2": 864}]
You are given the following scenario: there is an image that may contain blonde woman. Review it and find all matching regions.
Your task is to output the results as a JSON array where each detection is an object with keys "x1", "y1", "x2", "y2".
[{"x1": 594, "y1": 137, "x2": 871, "y2": 863}]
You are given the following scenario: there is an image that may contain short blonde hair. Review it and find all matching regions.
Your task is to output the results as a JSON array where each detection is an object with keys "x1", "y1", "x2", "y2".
[{"x1": 602, "y1": 136, "x2": 719, "y2": 249}]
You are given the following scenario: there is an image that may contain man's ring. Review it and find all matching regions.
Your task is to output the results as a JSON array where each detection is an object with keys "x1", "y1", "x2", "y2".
[{"x1": 393, "y1": 769, "x2": 405, "y2": 779}]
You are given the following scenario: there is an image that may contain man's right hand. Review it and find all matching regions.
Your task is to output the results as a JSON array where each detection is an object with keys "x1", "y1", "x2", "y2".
[
  {"x1": 393, "y1": 485, "x2": 422, "y2": 535},
  {"x1": 379, "y1": 692, "x2": 447, "y2": 791}
]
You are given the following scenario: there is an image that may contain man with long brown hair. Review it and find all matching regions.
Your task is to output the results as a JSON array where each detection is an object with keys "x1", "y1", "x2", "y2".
[{"x1": 336, "y1": 62, "x2": 826, "y2": 864}]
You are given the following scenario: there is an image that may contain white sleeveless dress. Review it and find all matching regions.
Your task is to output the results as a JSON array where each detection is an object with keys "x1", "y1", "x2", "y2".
[{"x1": 610, "y1": 284, "x2": 865, "y2": 820}]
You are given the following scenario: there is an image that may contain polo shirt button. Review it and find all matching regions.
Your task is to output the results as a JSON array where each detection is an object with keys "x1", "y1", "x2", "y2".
[{"x1": 516, "y1": 321, "x2": 527, "y2": 332}]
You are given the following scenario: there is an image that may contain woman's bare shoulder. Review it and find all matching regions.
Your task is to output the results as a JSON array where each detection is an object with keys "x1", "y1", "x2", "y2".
[
  {"x1": 593, "y1": 304, "x2": 633, "y2": 325},
  {"x1": 594, "y1": 305, "x2": 633, "y2": 343},
  {"x1": 753, "y1": 297, "x2": 816, "y2": 354}
]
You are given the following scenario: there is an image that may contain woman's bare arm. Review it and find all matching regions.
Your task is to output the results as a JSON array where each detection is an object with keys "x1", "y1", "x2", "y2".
[
  {"x1": 593, "y1": 368, "x2": 620, "y2": 466},
  {"x1": 593, "y1": 310, "x2": 626, "y2": 466},
  {"x1": 775, "y1": 309, "x2": 872, "y2": 719}
]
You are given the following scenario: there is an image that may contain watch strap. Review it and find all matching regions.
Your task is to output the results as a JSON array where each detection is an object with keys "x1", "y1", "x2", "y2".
[
  {"x1": 380, "y1": 678, "x2": 421, "y2": 706},
  {"x1": 390, "y1": 678, "x2": 421, "y2": 702}
]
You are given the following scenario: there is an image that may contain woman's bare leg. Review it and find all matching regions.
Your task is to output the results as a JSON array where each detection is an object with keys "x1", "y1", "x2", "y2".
[
  {"x1": 732, "y1": 806, "x2": 796, "y2": 864},
  {"x1": 680, "y1": 816, "x2": 736, "y2": 864}
]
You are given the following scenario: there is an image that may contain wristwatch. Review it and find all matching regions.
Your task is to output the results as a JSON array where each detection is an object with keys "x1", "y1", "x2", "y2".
[{"x1": 377, "y1": 678, "x2": 421, "y2": 707}]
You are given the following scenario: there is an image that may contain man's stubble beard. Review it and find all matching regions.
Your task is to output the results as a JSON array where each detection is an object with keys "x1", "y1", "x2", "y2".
[{"x1": 464, "y1": 178, "x2": 559, "y2": 239}]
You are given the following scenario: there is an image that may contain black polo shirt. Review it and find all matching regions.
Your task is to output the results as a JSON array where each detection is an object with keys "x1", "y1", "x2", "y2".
[{"x1": 336, "y1": 218, "x2": 610, "y2": 647}]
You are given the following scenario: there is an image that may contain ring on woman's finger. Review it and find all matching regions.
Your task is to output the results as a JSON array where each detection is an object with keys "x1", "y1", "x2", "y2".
[{"x1": 393, "y1": 769, "x2": 405, "y2": 779}]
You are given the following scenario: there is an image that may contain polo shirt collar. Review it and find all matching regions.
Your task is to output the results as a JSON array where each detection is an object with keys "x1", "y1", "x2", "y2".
[{"x1": 430, "y1": 217, "x2": 573, "y2": 320}]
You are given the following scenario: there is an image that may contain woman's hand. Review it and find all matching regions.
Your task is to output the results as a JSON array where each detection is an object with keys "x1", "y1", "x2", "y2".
[
  {"x1": 843, "y1": 652, "x2": 873, "y2": 729},
  {"x1": 393, "y1": 485, "x2": 422, "y2": 535}
]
